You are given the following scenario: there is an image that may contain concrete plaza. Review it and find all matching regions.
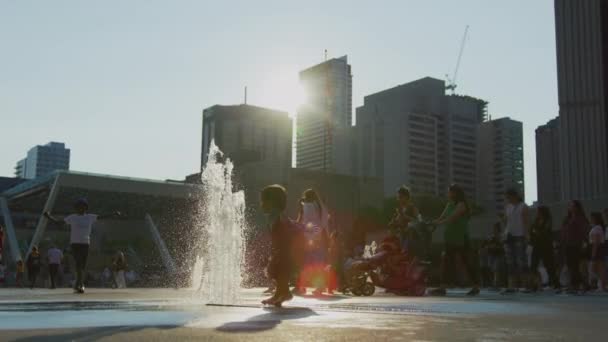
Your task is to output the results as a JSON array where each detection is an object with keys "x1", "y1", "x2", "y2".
[{"x1": 0, "y1": 287, "x2": 606, "y2": 341}]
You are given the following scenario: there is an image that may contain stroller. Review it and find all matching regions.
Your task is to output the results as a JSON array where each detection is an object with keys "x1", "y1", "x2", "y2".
[{"x1": 343, "y1": 221, "x2": 436, "y2": 296}]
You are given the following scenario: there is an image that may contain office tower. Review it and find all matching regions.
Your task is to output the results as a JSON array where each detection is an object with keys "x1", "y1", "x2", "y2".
[
  {"x1": 296, "y1": 56, "x2": 354, "y2": 175},
  {"x1": 477, "y1": 117, "x2": 525, "y2": 213},
  {"x1": 536, "y1": 118, "x2": 561, "y2": 204},
  {"x1": 356, "y1": 77, "x2": 487, "y2": 198},
  {"x1": 201, "y1": 104, "x2": 292, "y2": 176},
  {"x1": 555, "y1": 0, "x2": 608, "y2": 199},
  {"x1": 14, "y1": 142, "x2": 70, "y2": 179}
]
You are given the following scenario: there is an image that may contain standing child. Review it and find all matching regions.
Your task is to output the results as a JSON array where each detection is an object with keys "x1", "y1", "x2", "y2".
[
  {"x1": 260, "y1": 184, "x2": 293, "y2": 307},
  {"x1": 589, "y1": 212, "x2": 607, "y2": 292},
  {"x1": 44, "y1": 198, "x2": 120, "y2": 293},
  {"x1": 480, "y1": 223, "x2": 504, "y2": 288},
  {"x1": 26, "y1": 246, "x2": 42, "y2": 289}
]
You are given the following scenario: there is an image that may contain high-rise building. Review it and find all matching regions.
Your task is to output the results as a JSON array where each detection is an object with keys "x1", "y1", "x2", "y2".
[
  {"x1": 536, "y1": 118, "x2": 561, "y2": 204},
  {"x1": 15, "y1": 159, "x2": 26, "y2": 178},
  {"x1": 477, "y1": 117, "x2": 524, "y2": 214},
  {"x1": 201, "y1": 104, "x2": 292, "y2": 178},
  {"x1": 554, "y1": 0, "x2": 608, "y2": 199},
  {"x1": 355, "y1": 77, "x2": 487, "y2": 198},
  {"x1": 296, "y1": 56, "x2": 354, "y2": 175},
  {"x1": 14, "y1": 142, "x2": 70, "y2": 179}
]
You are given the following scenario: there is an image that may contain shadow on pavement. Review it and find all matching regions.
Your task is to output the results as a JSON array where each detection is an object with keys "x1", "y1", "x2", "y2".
[
  {"x1": 10, "y1": 326, "x2": 178, "y2": 342},
  {"x1": 216, "y1": 307, "x2": 317, "y2": 333}
]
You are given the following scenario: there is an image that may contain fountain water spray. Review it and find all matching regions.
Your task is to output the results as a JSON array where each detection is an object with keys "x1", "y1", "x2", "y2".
[{"x1": 192, "y1": 141, "x2": 247, "y2": 304}]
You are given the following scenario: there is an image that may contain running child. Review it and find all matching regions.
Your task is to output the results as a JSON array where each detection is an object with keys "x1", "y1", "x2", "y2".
[{"x1": 44, "y1": 198, "x2": 120, "y2": 293}]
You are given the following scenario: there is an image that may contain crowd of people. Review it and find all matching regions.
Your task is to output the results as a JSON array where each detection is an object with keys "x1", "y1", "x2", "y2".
[
  {"x1": 479, "y1": 201, "x2": 608, "y2": 294},
  {"x1": 2, "y1": 184, "x2": 607, "y2": 304},
  {"x1": 260, "y1": 183, "x2": 608, "y2": 307}
]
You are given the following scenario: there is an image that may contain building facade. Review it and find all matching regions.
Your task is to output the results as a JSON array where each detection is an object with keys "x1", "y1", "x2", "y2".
[
  {"x1": 355, "y1": 77, "x2": 487, "y2": 198},
  {"x1": 535, "y1": 118, "x2": 561, "y2": 204},
  {"x1": 14, "y1": 159, "x2": 26, "y2": 178},
  {"x1": 554, "y1": 0, "x2": 608, "y2": 199},
  {"x1": 14, "y1": 142, "x2": 70, "y2": 179},
  {"x1": 296, "y1": 56, "x2": 354, "y2": 175},
  {"x1": 201, "y1": 104, "x2": 293, "y2": 180},
  {"x1": 476, "y1": 117, "x2": 525, "y2": 214}
]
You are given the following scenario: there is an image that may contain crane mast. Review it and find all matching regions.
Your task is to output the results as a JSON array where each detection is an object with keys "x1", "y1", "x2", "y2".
[{"x1": 446, "y1": 25, "x2": 469, "y2": 95}]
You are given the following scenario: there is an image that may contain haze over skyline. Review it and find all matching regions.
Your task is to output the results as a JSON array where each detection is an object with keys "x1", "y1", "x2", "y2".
[{"x1": 0, "y1": 0, "x2": 557, "y2": 203}]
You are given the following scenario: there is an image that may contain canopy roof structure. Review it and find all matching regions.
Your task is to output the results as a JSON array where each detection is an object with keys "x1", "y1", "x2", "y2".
[{"x1": 0, "y1": 170, "x2": 202, "y2": 265}]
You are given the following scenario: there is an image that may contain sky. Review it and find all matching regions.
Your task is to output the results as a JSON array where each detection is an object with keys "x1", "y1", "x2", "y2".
[{"x1": 0, "y1": 0, "x2": 557, "y2": 203}]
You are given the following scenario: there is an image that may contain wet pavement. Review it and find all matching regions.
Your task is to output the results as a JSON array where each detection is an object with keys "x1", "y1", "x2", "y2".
[{"x1": 0, "y1": 288, "x2": 607, "y2": 341}]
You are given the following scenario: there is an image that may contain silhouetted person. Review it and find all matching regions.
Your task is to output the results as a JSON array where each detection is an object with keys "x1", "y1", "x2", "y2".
[
  {"x1": 27, "y1": 246, "x2": 42, "y2": 289},
  {"x1": 296, "y1": 189, "x2": 329, "y2": 296},
  {"x1": 430, "y1": 184, "x2": 479, "y2": 296},
  {"x1": 561, "y1": 200, "x2": 589, "y2": 294},
  {"x1": 16, "y1": 260, "x2": 25, "y2": 288},
  {"x1": 589, "y1": 212, "x2": 607, "y2": 292},
  {"x1": 45, "y1": 198, "x2": 121, "y2": 294},
  {"x1": 112, "y1": 251, "x2": 128, "y2": 289},
  {"x1": 261, "y1": 184, "x2": 293, "y2": 307},
  {"x1": 47, "y1": 245, "x2": 63, "y2": 289},
  {"x1": 529, "y1": 206, "x2": 559, "y2": 291},
  {"x1": 388, "y1": 186, "x2": 420, "y2": 252},
  {"x1": 502, "y1": 189, "x2": 530, "y2": 294}
]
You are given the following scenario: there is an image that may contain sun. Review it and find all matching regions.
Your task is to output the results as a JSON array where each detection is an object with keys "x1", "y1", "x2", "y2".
[{"x1": 258, "y1": 69, "x2": 307, "y2": 117}]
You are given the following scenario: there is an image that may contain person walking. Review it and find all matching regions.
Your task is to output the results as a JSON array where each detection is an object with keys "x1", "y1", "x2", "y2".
[
  {"x1": 501, "y1": 189, "x2": 530, "y2": 294},
  {"x1": 44, "y1": 198, "x2": 121, "y2": 293},
  {"x1": 528, "y1": 206, "x2": 559, "y2": 292},
  {"x1": 430, "y1": 184, "x2": 480, "y2": 296},
  {"x1": 588, "y1": 212, "x2": 607, "y2": 292},
  {"x1": 26, "y1": 246, "x2": 42, "y2": 289},
  {"x1": 561, "y1": 200, "x2": 590, "y2": 294},
  {"x1": 46, "y1": 245, "x2": 63, "y2": 289}
]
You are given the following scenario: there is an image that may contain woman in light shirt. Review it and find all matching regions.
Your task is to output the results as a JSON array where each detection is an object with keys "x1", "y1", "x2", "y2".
[{"x1": 296, "y1": 189, "x2": 330, "y2": 296}]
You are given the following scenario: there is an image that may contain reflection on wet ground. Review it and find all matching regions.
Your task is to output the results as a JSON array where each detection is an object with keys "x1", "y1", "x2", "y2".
[{"x1": 0, "y1": 288, "x2": 607, "y2": 338}]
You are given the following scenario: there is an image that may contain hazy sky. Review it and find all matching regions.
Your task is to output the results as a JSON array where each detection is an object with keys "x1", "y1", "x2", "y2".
[{"x1": 0, "y1": 0, "x2": 557, "y2": 202}]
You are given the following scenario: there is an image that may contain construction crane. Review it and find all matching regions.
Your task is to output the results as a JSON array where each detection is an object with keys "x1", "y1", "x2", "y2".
[{"x1": 445, "y1": 25, "x2": 469, "y2": 95}]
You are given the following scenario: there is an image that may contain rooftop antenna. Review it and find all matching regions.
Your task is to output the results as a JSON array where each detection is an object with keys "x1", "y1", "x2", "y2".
[{"x1": 244, "y1": 86, "x2": 247, "y2": 105}]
